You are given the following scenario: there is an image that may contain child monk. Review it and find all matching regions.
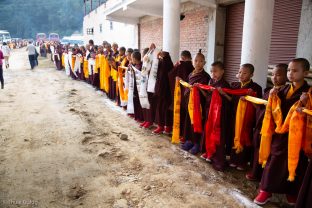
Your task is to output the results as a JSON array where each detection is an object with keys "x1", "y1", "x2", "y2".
[
  {"x1": 168, "y1": 50, "x2": 194, "y2": 142},
  {"x1": 229, "y1": 63, "x2": 262, "y2": 171},
  {"x1": 254, "y1": 58, "x2": 310, "y2": 205},
  {"x1": 199, "y1": 61, "x2": 231, "y2": 171},
  {"x1": 153, "y1": 51, "x2": 174, "y2": 134},
  {"x1": 131, "y1": 51, "x2": 144, "y2": 122},
  {"x1": 246, "y1": 64, "x2": 288, "y2": 181},
  {"x1": 181, "y1": 50, "x2": 211, "y2": 155},
  {"x1": 296, "y1": 90, "x2": 312, "y2": 208}
]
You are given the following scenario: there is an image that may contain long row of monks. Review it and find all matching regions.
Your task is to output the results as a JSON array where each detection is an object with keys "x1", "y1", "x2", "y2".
[{"x1": 50, "y1": 39, "x2": 311, "y2": 207}]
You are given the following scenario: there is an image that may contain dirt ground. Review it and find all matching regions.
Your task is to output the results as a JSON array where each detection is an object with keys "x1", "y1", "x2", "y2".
[{"x1": 0, "y1": 49, "x2": 286, "y2": 208}]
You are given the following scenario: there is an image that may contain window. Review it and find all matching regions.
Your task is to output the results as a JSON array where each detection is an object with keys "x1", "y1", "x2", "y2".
[
  {"x1": 86, "y1": 28, "x2": 94, "y2": 35},
  {"x1": 99, "y1": 24, "x2": 102, "y2": 33},
  {"x1": 110, "y1": 21, "x2": 113, "y2": 30}
]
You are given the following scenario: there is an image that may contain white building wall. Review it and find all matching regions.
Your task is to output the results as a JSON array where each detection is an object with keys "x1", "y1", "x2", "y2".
[{"x1": 83, "y1": 4, "x2": 137, "y2": 48}]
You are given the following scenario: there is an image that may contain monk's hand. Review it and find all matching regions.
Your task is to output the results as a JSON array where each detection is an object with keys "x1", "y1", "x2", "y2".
[
  {"x1": 300, "y1": 92, "x2": 308, "y2": 106},
  {"x1": 217, "y1": 87, "x2": 225, "y2": 95},
  {"x1": 176, "y1": 76, "x2": 181, "y2": 82},
  {"x1": 269, "y1": 87, "x2": 279, "y2": 96},
  {"x1": 149, "y1": 43, "x2": 156, "y2": 50},
  {"x1": 240, "y1": 96, "x2": 247, "y2": 101},
  {"x1": 247, "y1": 89, "x2": 254, "y2": 96},
  {"x1": 296, "y1": 107, "x2": 304, "y2": 113}
]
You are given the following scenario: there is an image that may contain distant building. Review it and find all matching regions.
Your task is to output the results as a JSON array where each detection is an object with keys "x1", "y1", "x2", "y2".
[
  {"x1": 83, "y1": 0, "x2": 312, "y2": 88},
  {"x1": 83, "y1": 0, "x2": 137, "y2": 48}
]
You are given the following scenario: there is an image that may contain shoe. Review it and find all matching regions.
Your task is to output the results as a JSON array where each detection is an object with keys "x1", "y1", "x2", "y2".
[
  {"x1": 140, "y1": 121, "x2": 147, "y2": 128},
  {"x1": 181, "y1": 141, "x2": 193, "y2": 151},
  {"x1": 200, "y1": 153, "x2": 208, "y2": 160},
  {"x1": 189, "y1": 144, "x2": 200, "y2": 155},
  {"x1": 143, "y1": 122, "x2": 152, "y2": 129},
  {"x1": 128, "y1": 114, "x2": 134, "y2": 118},
  {"x1": 229, "y1": 163, "x2": 237, "y2": 168},
  {"x1": 245, "y1": 173, "x2": 257, "y2": 181},
  {"x1": 152, "y1": 126, "x2": 164, "y2": 134},
  {"x1": 253, "y1": 190, "x2": 272, "y2": 205},
  {"x1": 286, "y1": 194, "x2": 297, "y2": 206},
  {"x1": 236, "y1": 166, "x2": 246, "y2": 171},
  {"x1": 163, "y1": 126, "x2": 172, "y2": 135},
  {"x1": 180, "y1": 137, "x2": 186, "y2": 144}
]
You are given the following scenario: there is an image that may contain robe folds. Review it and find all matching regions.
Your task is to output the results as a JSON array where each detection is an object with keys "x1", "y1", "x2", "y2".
[{"x1": 154, "y1": 52, "x2": 174, "y2": 127}]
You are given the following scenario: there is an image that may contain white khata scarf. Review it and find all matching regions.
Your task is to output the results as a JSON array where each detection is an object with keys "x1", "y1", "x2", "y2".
[
  {"x1": 64, "y1": 53, "x2": 70, "y2": 76},
  {"x1": 147, "y1": 49, "x2": 160, "y2": 93}
]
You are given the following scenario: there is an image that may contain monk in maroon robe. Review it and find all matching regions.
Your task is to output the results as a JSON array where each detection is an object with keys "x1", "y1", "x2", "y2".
[
  {"x1": 199, "y1": 61, "x2": 231, "y2": 171},
  {"x1": 254, "y1": 58, "x2": 310, "y2": 206},
  {"x1": 131, "y1": 51, "x2": 144, "y2": 122},
  {"x1": 168, "y1": 50, "x2": 194, "y2": 140},
  {"x1": 229, "y1": 64, "x2": 262, "y2": 171},
  {"x1": 153, "y1": 51, "x2": 174, "y2": 134},
  {"x1": 246, "y1": 64, "x2": 288, "y2": 181},
  {"x1": 181, "y1": 50, "x2": 211, "y2": 155}
]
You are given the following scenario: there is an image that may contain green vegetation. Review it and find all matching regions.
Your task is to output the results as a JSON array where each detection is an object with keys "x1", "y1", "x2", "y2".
[{"x1": 0, "y1": 0, "x2": 85, "y2": 39}]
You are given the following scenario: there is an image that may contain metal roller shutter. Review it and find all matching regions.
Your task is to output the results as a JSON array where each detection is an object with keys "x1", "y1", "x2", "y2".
[
  {"x1": 269, "y1": 0, "x2": 302, "y2": 65},
  {"x1": 223, "y1": 2, "x2": 245, "y2": 83}
]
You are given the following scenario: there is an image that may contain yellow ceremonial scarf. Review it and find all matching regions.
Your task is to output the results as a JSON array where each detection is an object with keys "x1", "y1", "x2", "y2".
[
  {"x1": 99, "y1": 55, "x2": 105, "y2": 90},
  {"x1": 103, "y1": 56, "x2": 111, "y2": 93},
  {"x1": 94, "y1": 55, "x2": 100, "y2": 74},
  {"x1": 233, "y1": 99, "x2": 248, "y2": 153},
  {"x1": 61, "y1": 54, "x2": 65, "y2": 69},
  {"x1": 172, "y1": 79, "x2": 181, "y2": 144},
  {"x1": 83, "y1": 58, "x2": 89, "y2": 79},
  {"x1": 71, "y1": 56, "x2": 76, "y2": 72}
]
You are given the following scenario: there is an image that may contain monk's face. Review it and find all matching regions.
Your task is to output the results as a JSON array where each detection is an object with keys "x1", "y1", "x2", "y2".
[
  {"x1": 271, "y1": 67, "x2": 287, "y2": 86},
  {"x1": 238, "y1": 67, "x2": 253, "y2": 83},
  {"x1": 112, "y1": 44, "x2": 118, "y2": 52},
  {"x1": 287, "y1": 61, "x2": 308, "y2": 83},
  {"x1": 210, "y1": 66, "x2": 224, "y2": 81},
  {"x1": 126, "y1": 52, "x2": 132, "y2": 62},
  {"x1": 193, "y1": 55, "x2": 206, "y2": 70},
  {"x1": 119, "y1": 49, "x2": 125, "y2": 56}
]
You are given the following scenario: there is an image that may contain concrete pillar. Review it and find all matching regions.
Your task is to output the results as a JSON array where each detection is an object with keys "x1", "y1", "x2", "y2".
[
  {"x1": 296, "y1": 0, "x2": 312, "y2": 64},
  {"x1": 240, "y1": 0, "x2": 275, "y2": 88},
  {"x1": 163, "y1": 0, "x2": 180, "y2": 63},
  {"x1": 206, "y1": 8, "x2": 217, "y2": 66}
]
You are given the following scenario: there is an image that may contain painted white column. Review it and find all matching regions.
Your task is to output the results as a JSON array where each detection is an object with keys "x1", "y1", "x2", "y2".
[
  {"x1": 240, "y1": 0, "x2": 275, "y2": 88},
  {"x1": 296, "y1": 0, "x2": 312, "y2": 64},
  {"x1": 163, "y1": 0, "x2": 180, "y2": 63}
]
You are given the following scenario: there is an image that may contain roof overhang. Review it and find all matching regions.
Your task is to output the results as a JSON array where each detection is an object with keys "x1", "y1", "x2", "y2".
[{"x1": 103, "y1": 0, "x2": 216, "y2": 24}]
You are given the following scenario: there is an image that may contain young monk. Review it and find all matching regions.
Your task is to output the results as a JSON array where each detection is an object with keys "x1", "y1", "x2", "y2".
[
  {"x1": 254, "y1": 58, "x2": 310, "y2": 205},
  {"x1": 199, "y1": 61, "x2": 231, "y2": 171},
  {"x1": 296, "y1": 91, "x2": 312, "y2": 208},
  {"x1": 131, "y1": 51, "x2": 144, "y2": 122},
  {"x1": 109, "y1": 46, "x2": 127, "y2": 105},
  {"x1": 229, "y1": 63, "x2": 262, "y2": 171},
  {"x1": 246, "y1": 64, "x2": 288, "y2": 181},
  {"x1": 124, "y1": 48, "x2": 134, "y2": 112},
  {"x1": 168, "y1": 50, "x2": 194, "y2": 141},
  {"x1": 139, "y1": 45, "x2": 158, "y2": 129},
  {"x1": 153, "y1": 51, "x2": 174, "y2": 134},
  {"x1": 181, "y1": 50, "x2": 211, "y2": 155}
]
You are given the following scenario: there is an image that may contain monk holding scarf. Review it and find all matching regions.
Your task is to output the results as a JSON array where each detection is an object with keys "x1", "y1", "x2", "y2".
[
  {"x1": 245, "y1": 64, "x2": 288, "y2": 181},
  {"x1": 254, "y1": 58, "x2": 311, "y2": 206},
  {"x1": 197, "y1": 61, "x2": 231, "y2": 171},
  {"x1": 181, "y1": 50, "x2": 211, "y2": 155},
  {"x1": 229, "y1": 64, "x2": 262, "y2": 171},
  {"x1": 168, "y1": 50, "x2": 194, "y2": 142}
]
